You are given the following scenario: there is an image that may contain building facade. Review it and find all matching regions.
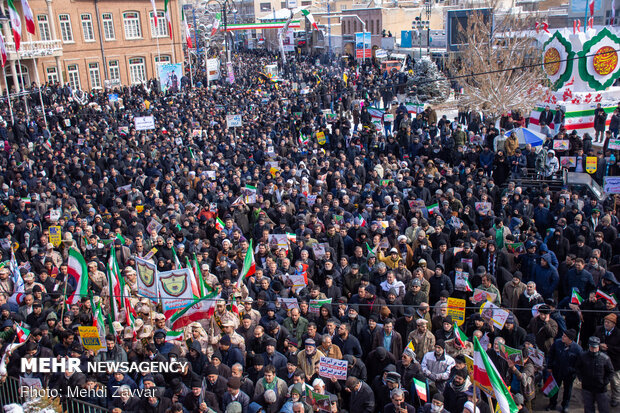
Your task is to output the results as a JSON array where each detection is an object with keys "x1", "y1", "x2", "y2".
[{"x1": 1, "y1": 0, "x2": 184, "y2": 93}]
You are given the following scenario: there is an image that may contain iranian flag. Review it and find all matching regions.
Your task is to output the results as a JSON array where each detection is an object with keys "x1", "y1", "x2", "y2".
[
  {"x1": 571, "y1": 288, "x2": 583, "y2": 305},
  {"x1": 215, "y1": 217, "x2": 225, "y2": 231},
  {"x1": 67, "y1": 248, "x2": 89, "y2": 305},
  {"x1": 286, "y1": 232, "x2": 296, "y2": 242},
  {"x1": 7, "y1": 0, "x2": 22, "y2": 51},
  {"x1": 228, "y1": 295, "x2": 239, "y2": 316},
  {"x1": 235, "y1": 240, "x2": 255, "y2": 288},
  {"x1": 412, "y1": 377, "x2": 427, "y2": 402},
  {"x1": 193, "y1": 253, "x2": 213, "y2": 296},
  {"x1": 90, "y1": 296, "x2": 107, "y2": 349},
  {"x1": 542, "y1": 374, "x2": 559, "y2": 397},
  {"x1": 427, "y1": 203, "x2": 440, "y2": 215},
  {"x1": 357, "y1": 214, "x2": 366, "y2": 227},
  {"x1": 0, "y1": 34, "x2": 6, "y2": 67},
  {"x1": 299, "y1": 133, "x2": 309, "y2": 145},
  {"x1": 366, "y1": 242, "x2": 376, "y2": 256},
  {"x1": 589, "y1": 0, "x2": 595, "y2": 16},
  {"x1": 301, "y1": 9, "x2": 318, "y2": 30},
  {"x1": 454, "y1": 323, "x2": 468, "y2": 348},
  {"x1": 182, "y1": 9, "x2": 193, "y2": 48},
  {"x1": 20, "y1": 0, "x2": 35, "y2": 34},
  {"x1": 170, "y1": 295, "x2": 218, "y2": 329},
  {"x1": 186, "y1": 257, "x2": 201, "y2": 298},
  {"x1": 107, "y1": 245, "x2": 123, "y2": 320},
  {"x1": 8, "y1": 250, "x2": 24, "y2": 306},
  {"x1": 211, "y1": 13, "x2": 221, "y2": 36},
  {"x1": 166, "y1": 330, "x2": 184, "y2": 342},
  {"x1": 596, "y1": 289, "x2": 618, "y2": 305},
  {"x1": 473, "y1": 336, "x2": 518, "y2": 413},
  {"x1": 150, "y1": 0, "x2": 158, "y2": 27},
  {"x1": 164, "y1": 0, "x2": 173, "y2": 38},
  {"x1": 15, "y1": 323, "x2": 30, "y2": 343}
]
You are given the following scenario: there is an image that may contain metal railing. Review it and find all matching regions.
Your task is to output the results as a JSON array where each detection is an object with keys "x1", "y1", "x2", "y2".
[{"x1": 0, "y1": 377, "x2": 107, "y2": 413}]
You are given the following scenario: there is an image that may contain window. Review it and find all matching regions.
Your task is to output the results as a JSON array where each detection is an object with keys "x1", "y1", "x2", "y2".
[
  {"x1": 259, "y1": 3, "x2": 271, "y2": 11},
  {"x1": 370, "y1": 20, "x2": 374, "y2": 35},
  {"x1": 155, "y1": 55, "x2": 171, "y2": 64},
  {"x1": 46, "y1": 67, "x2": 58, "y2": 83},
  {"x1": 67, "y1": 64, "x2": 80, "y2": 90},
  {"x1": 129, "y1": 57, "x2": 146, "y2": 84},
  {"x1": 81, "y1": 14, "x2": 95, "y2": 42},
  {"x1": 59, "y1": 14, "x2": 73, "y2": 42},
  {"x1": 89, "y1": 63, "x2": 101, "y2": 89},
  {"x1": 123, "y1": 12, "x2": 142, "y2": 40},
  {"x1": 37, "y1": 15, "x2": 51, "y2": 41},
  {"x1": 108, "y1": 60, "x2": 120, "y2": 83},
  {"x1": 301, "y1": 0, "x2": 311, "y2": 5},
  {"x1": 150, "y1": 11, "x2": 168, "y2": 38},
  {"x1": 102, "y1": 13, "x2": 115, "y2": 40}
]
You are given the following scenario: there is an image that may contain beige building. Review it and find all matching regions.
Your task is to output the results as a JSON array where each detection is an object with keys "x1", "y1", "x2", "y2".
[{"x1": 1, "y1": 0, "x2": 184, "y2": 92}]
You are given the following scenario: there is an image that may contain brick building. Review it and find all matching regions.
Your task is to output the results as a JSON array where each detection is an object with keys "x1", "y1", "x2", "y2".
[{"x1": 1, "y1": 0, "x2": 184, "y2": 92}]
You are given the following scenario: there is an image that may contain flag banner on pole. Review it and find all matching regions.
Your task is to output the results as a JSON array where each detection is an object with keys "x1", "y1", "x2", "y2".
[
  {"x1": 15, "y1": 322, "x2": 30, "y2": 343},
  {"x1": 9, "y1": 249, "x2": 24, "y2": 306},
  {"x1": 211, "y1": 13, "x2": 221, "y2": 36},
  {"x1": 542, "y1": 374, "x2": 559, "y2": 397},
  {"x1": 150, "y1": 0, "x2": 158, "y2": 27},
  {"x1": 215, "y1": 217, "x2": 225, "y2": 231},
  {"x1": 136, "y1": 257, "x2": 158, "y2": 301},
  {"x1": 596, "y1": 289, "x2": 617, "y2": 305},
  {"x1": 235, "y1": 240, "x2": 255, "y2": 288},
  {"x1": 473, "y1": 336, "x2": 518, "y2": 413},
  {"x1": 182, "y1": 9, "x2": 192, "y2": 48},
  {"x1": 454, "y1": 323, "x2": 468, "y2": 348},
  {"x1": 412, "y1": 377, "x2": 427, "y2": 402},
  {"x1": 406, "y1": 340, "x2": 415, "y2": 351},
  {"x1": 571, "y1": 288, "x2": 583, "y2": 305},
  {"x1": 165, "y1": 330, "x2": 184, "y2": 342},
  {"x1": 164, "y1": 0, "x2": 173, "y2": 38},
  {"x1": 20, "y1": 0, "x2": 35, "y2": 34},
  {"x1": 169, "y1": 294, "x2": 219, "y2": 329},
  {"x1": 0, "y1": 33, "x2": 7, "y2": 67},
  {"x1": 67, "y1": 248, "x2": 89, "y2": 305},
  {"x1": 301, "y1": 9, "x2": 319, "y2": 30},
  {"x1": 7, "y1": 0, "x2": 22, "y2": 51}
]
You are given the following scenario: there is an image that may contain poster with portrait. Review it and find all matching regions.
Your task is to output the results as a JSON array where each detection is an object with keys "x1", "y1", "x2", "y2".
[{"x1": 158, "y1": 63, "x2": 183, "y2": 93}]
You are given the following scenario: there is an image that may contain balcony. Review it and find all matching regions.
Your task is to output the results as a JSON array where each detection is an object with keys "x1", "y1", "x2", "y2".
[{"x1": 5, "y1": 39, "x2": 63, "y2": 60}]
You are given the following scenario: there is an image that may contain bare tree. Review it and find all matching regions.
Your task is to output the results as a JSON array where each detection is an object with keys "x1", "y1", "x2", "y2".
[{"x1": 448, "y1": 5, "x2": 546, "y2": 123}]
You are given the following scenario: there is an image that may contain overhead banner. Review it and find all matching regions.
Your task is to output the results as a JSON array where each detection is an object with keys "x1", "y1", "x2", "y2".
[
  {"x1": 355, "y1": 32, "x2": 371, "y2": 59},
  {"x1": 158, "y1": 63, "x2": 183, "y2": 93},
  {"x1": 158, "y1": 268, "x2": 195, "y2": 312},
  {"x1": 207, "y1": 58, "x2": 220, "y2": 81},
  {"x1": 136, "y1": 257, "x2": 158, "y2": 301}
]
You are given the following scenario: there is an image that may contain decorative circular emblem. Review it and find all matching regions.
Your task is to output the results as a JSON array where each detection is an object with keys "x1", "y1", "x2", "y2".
[
  {"x1": 592, "y1": 46, "x2": 618, "y2": 76},
  {"x1": 544, "y1": 47, "x2": 561, "y2": 76}
]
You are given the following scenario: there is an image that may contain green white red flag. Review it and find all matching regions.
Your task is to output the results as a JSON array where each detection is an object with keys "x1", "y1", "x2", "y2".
[
  {"x1": 454, "y1": 323, "x2": 468, "y2": 348},
  {"x1": 542, "y1": 374, "x2": 559, "y2": 397},
  {"x1": 164, "y1": 0, "x2": 173, "y2": 38},
  {"x1": 182, "y1": 9, "x2": 192, "y2": 48},
  {"x1": 7, "y1": 0, "x2": 22, "y2": 51},
  {"x1": 473, "y1": 336, "x2": 518, "y2": 413},
  {"x1": 67, "y1": 248, "x2": 89, "y2": 305},
  {"x1": 21, "y1": 0, "x2": 35, "y2": 34},
  {"x1": 165, "y1": 330, "x2": 184, "y2": 342},
  {"x1": 412, "y1": 377, "x2": 427, "y2": 402},
  {"x1": 215, "y1": 217, "x2": 225, "y2": 231},
  {"x1": 571, "y1": 288, "x2": 583, "y2": 305},
  {"x1": 235, "y1": 240, "x2": 255, "y2": 288},
  {"x1": 301, "y1": 9, "x2": 318, "y2": 30},
  {"x1": 15, "y1": 322, "x2": 30, "y2": 343},
  {"x1": 596, "y1": 289, "x2": 617, "y2": 305}
]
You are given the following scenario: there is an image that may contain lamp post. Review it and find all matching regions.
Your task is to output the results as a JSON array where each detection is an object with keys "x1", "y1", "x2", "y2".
[
  {"x1": 413, "y1": 16, "x2": 429, "y2": 59},
  {"x1": 425, "y1": 0, "x2": 432, "y2": 54}
]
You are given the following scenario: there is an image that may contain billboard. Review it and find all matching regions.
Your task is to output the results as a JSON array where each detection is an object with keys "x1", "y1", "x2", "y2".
[
  {"x1": 355, "y1": 32, "x2": 372, "y2": 58},
  {"x1": 158, "y1": 63, "x2": 183, "y2": 92},
  {"x1": 446, "y1": 9, "x2": 492, "y2": 52}
]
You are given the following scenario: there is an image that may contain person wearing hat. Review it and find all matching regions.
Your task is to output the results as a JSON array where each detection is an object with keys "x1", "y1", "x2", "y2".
[
  {"x1": 421, "y1": 339, "x2": 455, "y2": 392},
  {"x1": 408, "y1": 318, "x2": 435, "y2": 362},
  {"x1": 502, "y1": 272, "x2": 526, "y2": 310},
  {"x1": 595, "y1": 313, "x2": 620, "y2": 407},
  {"x1": 527, "y1": 304, "x2": 558, "y2": 353},
  {"x1": 516, "y1": 281, "x2": 544, "y2": 327},
  {"x1": 378, "y1": 247, "x2": 402, "y2": 269},
  {"x1": 418, "y1": 392, "x2": 449, "y2": 413},
  {"x1": 443, "y1": 367, "x2": 471, "y2": 413},
  {"x1": 576, "y1": 336, "x2": 615, "y2": 412},
  {"x1": 297, "y1": 338, "x2": 325, "y2": 379},
  {"x1": 222, "y1": 376, "x2": 251, "y2": 413},
  {"x1": 547, "y1": 328, "x2": 582, "y2": 412},
  {"x1": 428, "y1": 264, "x2": 453, "y2": 306}
]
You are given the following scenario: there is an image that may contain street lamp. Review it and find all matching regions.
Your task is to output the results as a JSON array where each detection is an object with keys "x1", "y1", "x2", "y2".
[
  {"x1": 203, "y1": 0, "x2": 237, "y2": 63},
  {"x1": 413, "y1": 16, "x2": 429, "y2": 59}
]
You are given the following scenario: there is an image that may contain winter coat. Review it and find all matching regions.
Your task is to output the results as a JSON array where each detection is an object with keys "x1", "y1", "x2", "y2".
[
  {"x1": 421, "y1": 351, "x2": 455, "y2": 384},
  {"x1": 548, "y1": 338, "x2": 582, "y2": 379},
  {"x1": 595, "y1": 325, "x2": 620, "y2": 371},
  {"x1": 576, "y1": 350, "x2": 614, "y2": 393},
  {"x1": 531, "y1": 254, "x2": 559, "y2": 299}
]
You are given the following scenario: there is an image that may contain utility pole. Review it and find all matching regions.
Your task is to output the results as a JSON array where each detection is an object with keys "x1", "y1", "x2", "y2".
[{"x1": 327, "y1": 1, "x2": 331, "y2": 57}]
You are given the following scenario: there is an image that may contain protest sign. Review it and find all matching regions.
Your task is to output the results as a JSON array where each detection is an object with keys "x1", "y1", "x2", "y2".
[
  {"x1": 609, "y1": 139, "x2": 620, "y2": 150},
  {"x1": 136, "y1": 257, "x2": 158, "y2": 300},
  {"x1": 78, "y1": 326, "x2": 105, "y2": 352},
  {"x1": 454, "y1": 271, "x2": 471, "y2": 292},
  {"x1": 158, "y1": 268, "x2": 196, "y2": 312},
  {"x1": 472, "y1": 288, "x2": 497, "y2": 304},
  {"x1": 305, "y1": 389, "x2": 331, "y2": 412},
  {"x1": 526, "y1": 347, "x2": 545, "y2": 368},
  {"x1": 319, "y1": 356, "x2": 348, "y2": 380},
  {"x1": 48, "y1": 226, "x2": 62, "y2": 247},
  {"x1": 134, "y1": 116, "x2": 155, "y2": 130},
  {"x1": 447, "y1": 297, "x2": 466, "y2": 326},
  {"x1": 552, "y1": 140, "x2": 570, "y2": 151},
  {"x1": 506, "y1": 242, "x2": 525, "y2": 255},
  {"x1": 480, "y1": 301, "x2": 510, "y2": 329},
  {"x1": 268, "y1": 234, "x2": 289, "y2": 251},
  {"x1": 277, "y1": 297, "x2": 300, "y2": 310},
  {"x1": 604, "y1": 176, "x2": 620, "y2": 194},
  {"x1": 560, "y1": 156, "x2": 576, "y2": 168},
  {"x1": 309, "y1": 298, "x2": 332, "y2": 314},
  {"x1": 498, "y1": 342, "x2": 524, "y2": 366},
  {"x1": 146, "y1": 219, "x2": 163, "y2": 235},
  {"x1": 475, "y1": 202, "x2": 492, "y2": 215}
]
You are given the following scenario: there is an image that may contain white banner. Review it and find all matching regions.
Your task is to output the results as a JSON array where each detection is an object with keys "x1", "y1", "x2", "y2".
[
  {"x1": 134, "y1": 116, "x2": 155, "y2": 131},
  {"x1": 136, "y1": 257, "x2": 158, "y2": 301},
  {"x1": 319, "y1": 356, "x2": 348, "y2": 380},
  {"x1": 158, "y1": 268, "x2": 195, "y2": 312}
]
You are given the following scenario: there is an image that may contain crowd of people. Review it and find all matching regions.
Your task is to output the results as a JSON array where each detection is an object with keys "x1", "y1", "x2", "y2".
[{"x1": 0, "y1": 49, "x2": 618, "y2": 413}]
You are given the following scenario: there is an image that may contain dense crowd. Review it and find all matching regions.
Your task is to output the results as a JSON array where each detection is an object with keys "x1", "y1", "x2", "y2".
[{"x1": 0, "y1": 49, "x2": 618, "y2": 413}]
